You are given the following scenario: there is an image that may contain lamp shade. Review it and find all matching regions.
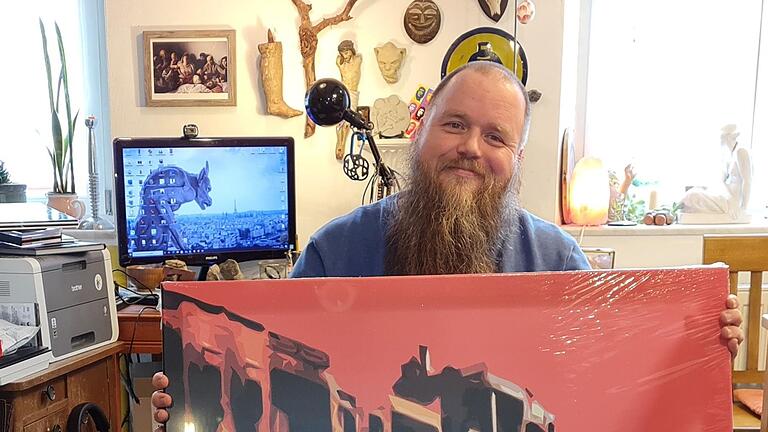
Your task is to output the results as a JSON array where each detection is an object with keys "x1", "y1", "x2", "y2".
[{"x1": 568, "y1": 157, "x2": 609, "y2": 225}]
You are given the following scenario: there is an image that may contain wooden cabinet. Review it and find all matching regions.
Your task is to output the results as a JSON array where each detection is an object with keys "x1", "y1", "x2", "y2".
[
  {"x1": 22, "y1": 409, "x2": 67, "y2": 432},
  {"x1": 0, "y1": 342, "x2": 123, "y2": 432},
  {"x1": 117, "y1": 305, "x2": 161, "y2": 355}
]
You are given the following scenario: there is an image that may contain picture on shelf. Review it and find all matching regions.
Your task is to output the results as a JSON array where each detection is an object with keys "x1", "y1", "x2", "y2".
[{"x1": 143, "y1": 30, "x2": 236, "y2": 107}]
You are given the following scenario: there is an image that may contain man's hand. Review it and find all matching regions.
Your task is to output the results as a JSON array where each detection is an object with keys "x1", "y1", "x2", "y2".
[
  {"x1": 721, "y1": 294, "x2": 744, "y2": 358},
  {"x1": 152, "y1": 372, "x2": 172, "y2": 432}
]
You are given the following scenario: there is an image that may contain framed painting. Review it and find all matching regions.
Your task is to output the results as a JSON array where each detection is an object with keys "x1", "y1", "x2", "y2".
[
  {"x1": 143, "y1": 30, "x2": 236, "y2": 107},
  {"x1": 582, "y1": 246, "x2": 616, "y2": 269},
  {"x1": 161, "y1": 267, "x2": 732, "y2": 431}
]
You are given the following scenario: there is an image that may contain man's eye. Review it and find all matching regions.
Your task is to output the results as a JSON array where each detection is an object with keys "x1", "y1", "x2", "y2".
[
  {"x1": 486, "y1": 134, "x2": 504, "y2": 144},
  {"x1": 446, "y1": 122, "x2": 464, "y2": 130}
]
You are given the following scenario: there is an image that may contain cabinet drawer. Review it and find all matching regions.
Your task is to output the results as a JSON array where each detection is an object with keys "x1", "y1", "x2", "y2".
[
  {"x1": 23, "y1": 408, "x2": 67, "y2": 432},
  {"x1": 27, "y1": 377, "x2": 67, "y2": 413}
]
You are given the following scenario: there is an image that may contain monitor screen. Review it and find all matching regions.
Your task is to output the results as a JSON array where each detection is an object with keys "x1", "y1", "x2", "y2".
[{"x1": 113, "y1": 137, "x2": 296, "y2": 267}]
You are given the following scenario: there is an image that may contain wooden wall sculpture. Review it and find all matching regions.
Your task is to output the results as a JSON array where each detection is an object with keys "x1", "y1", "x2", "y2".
[
  {"x1": 291, "y1": 0, "x2": 360, "y2": 138},
  {"x1": 258, "y1": 30, "x2": 303, "y2": 118}
]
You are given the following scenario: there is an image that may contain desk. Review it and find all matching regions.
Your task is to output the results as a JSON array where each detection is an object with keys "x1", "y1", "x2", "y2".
[
  {"x1": 0, "y1": 342, "x2": 123, "y2": 432},
  {"x1": 117, "y1": 305, "x2": 162, "y2": 355}
]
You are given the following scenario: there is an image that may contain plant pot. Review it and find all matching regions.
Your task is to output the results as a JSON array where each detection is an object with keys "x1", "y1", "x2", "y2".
[
  {"x1": 0, "y1": 183, "x2": 27, "y2": 203},
  {"x1": 46, "y1": 192, "x2": 85, "y2": 219}
]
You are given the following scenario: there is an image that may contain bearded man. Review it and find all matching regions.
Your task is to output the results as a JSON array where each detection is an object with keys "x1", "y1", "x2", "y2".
[{"x1": 293, "y1": 60, "x2": 585, "y2": 276}]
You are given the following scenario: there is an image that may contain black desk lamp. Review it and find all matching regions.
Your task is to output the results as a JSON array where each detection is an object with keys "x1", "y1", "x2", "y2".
[{"x1": 305, "y1": 78, "x2": 399, "y2": 201}]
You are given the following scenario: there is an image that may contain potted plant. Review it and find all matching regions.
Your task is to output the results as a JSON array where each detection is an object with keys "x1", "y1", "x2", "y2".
[
  {"x1": 39, "y1": 19, "x2": 84, "y2": 219},
  {"x1": 0, "y1": 161, "x2": 27, "y2": 203}
]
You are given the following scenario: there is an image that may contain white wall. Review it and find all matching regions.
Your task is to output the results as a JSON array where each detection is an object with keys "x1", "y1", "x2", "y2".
[{"x1": 104, "y1": 0, "x2": 566, "y2": 248}]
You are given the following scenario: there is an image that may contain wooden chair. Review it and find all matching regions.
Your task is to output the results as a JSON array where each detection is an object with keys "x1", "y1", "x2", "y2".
[{"x1": 703, "y1": 235, "x2": 768, "y2": 431}]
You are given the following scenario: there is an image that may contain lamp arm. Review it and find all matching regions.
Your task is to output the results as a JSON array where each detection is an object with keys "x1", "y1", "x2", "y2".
[{"x1": 362, "y1": 128, "x2": 396, "y2": 189}]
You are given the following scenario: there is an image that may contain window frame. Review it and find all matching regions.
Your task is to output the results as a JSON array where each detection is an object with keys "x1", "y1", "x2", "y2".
[{"x1": 572, "y1": 0, "x2": 768, "y2": 216}]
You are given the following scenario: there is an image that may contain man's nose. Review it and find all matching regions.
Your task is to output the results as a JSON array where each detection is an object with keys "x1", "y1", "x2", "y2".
[{"x1": 456, "y1": 130, "x2": 482, "y2": 159}]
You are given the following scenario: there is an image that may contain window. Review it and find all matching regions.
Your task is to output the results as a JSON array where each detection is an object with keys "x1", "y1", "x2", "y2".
[
  {"x1": 1, "y1": 1, "x2": 110, "y2": 207},
  {"x1": 575, "y1": 0, "x2": 767, "y2": 214}
]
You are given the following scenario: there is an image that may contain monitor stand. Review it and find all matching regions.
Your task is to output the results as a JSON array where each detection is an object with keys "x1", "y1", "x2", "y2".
[{"x1": 197, "y1": 264, "x2": 211, "y2": 281}]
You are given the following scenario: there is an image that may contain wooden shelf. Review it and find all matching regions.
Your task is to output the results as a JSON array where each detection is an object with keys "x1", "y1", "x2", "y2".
[{"x1": 365, "y1": 138, "x2": 412, "y2": 153}]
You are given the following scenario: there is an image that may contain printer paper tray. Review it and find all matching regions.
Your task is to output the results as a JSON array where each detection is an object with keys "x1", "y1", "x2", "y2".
[{"x1": 0, "y1": 346, "x2": 50, "y2": 369}]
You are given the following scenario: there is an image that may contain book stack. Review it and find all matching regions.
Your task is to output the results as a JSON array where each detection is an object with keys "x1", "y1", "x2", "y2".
[{"x1": 0, "y1": 228, "x2": 104, "y2": 256}]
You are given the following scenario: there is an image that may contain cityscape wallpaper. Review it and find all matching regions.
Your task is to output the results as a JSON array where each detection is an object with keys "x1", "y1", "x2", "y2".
[{"x1": 120, "y1": 146, "x2": 290, "y2": 259}]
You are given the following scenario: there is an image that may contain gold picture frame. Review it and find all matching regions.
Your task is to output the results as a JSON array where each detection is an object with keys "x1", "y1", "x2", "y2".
[
  {"x1": 582, "y1": 247, "x2": 616, "y2": 270},
  {"x1": 143, "y1": 30, "x2": 236, "y2": 107}
]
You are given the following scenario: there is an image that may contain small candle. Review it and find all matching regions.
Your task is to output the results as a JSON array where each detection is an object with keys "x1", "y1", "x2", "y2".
[{"x1": 648, "y1": 190, "x2": 658, "y2": 211}]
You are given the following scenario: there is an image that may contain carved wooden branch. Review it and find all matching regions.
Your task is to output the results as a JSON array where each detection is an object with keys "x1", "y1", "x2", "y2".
[
  {"x1": 291, "y1": 0, "x2": 359, "y2": 138},
  {"x1": 313, "y1": 0, "x2": 357, "y2": 33}
]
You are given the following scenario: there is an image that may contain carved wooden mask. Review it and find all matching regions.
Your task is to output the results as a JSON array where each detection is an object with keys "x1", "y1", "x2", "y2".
[{"x1": 404, "y1": 0, "x2": 441, "y2": 44}]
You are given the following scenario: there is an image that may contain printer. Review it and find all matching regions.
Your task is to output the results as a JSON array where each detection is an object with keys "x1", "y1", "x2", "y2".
[{"x1": 0, "y1": 248, "x2": 118, "y2": 362}]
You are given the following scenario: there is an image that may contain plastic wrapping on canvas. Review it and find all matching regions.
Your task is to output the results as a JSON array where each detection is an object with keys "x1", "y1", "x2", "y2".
[{"x1": 160, "y1": 265, "x2": 733, "y2": 432}]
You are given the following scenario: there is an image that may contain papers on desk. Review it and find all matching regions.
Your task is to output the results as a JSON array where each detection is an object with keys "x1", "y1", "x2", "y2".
[
  {"x1": 0, "y1": 236, "x2": 104, "y2": 256},
  {"x1": 0, "y1": 227, "x2": 62, "y2": 246},
  {"x1": 0, "y1": 203, "x2": 78, "y2": 230},
  {"x1": 0, "y1": 319, "x2": 39, "y2": 356}
]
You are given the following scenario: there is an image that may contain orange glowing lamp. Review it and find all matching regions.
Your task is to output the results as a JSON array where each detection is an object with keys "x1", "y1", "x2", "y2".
[{"x1": 568, "y1": 157, "x2": 609, "y2": 225}]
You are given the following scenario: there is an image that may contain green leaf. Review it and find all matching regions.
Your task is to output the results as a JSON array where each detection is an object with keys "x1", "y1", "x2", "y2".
[
  {"x1": 51, "y1": 110, "x2": 64, "y2": 192},
  {"x1": 39, "y1": 19, "x2": 57, "y2": 122},
  {"x1": 46, "y1": 148, "x2": 60, "y2": 193},
  {"x1": 55, "y1": 22, "x2": 73, "y2": 167},
  {"x1": 0, "y1": 161, "x2": 10, "y2": 184},
  {"x1": 68, "y1": 110, "x2": 79, "y2": 193},
  {"x1": 40, "y1": 19, "x2": 77, "y2": 194},
  {"x1": 56, "y1": 68, "x2": 63, "y2": 112}
]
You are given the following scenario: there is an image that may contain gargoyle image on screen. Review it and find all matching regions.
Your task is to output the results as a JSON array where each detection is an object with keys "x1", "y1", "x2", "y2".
[
  {"x1": 133, "y1": 162, "x2": 212, "y2": 251},
  {"x1": 161, "y1": 268, "x2": 733, "y2": 432}
]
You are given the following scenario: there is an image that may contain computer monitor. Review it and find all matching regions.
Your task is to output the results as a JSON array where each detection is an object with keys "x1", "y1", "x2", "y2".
[{"x1": 113, "y1": 137, "x2": 296, "y2": 268}]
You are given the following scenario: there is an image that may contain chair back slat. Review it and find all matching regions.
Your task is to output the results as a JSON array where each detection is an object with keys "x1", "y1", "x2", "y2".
[
  {"x1": 747, "y1": 272, "x2": 764, "y2": 373},
  {"x1": 703, "y1": 235, "x2": 768, "y2": 384}
]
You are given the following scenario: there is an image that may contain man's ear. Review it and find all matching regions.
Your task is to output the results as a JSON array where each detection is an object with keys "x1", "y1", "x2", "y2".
[
  {"x1": 412, "y1": 122, "x2": 424, "y2": 142},
  {"x1": 412, "y1": 110, "x2": 432, "y2": 142}
]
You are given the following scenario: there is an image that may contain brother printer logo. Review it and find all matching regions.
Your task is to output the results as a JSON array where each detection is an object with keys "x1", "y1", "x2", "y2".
[{"x1": 71, "y1": 284, "x2": 83, "y2": 292}]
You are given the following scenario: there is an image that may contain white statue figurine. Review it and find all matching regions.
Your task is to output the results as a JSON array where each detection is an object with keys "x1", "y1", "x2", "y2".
[{"x1": 679, "y1": 124, "x2": 752, "y2": 223}]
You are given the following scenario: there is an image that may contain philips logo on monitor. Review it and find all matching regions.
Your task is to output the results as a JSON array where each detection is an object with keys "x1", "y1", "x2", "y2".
[{"x1": 114, "y1": 138, "x2": 296, "y2": 267}]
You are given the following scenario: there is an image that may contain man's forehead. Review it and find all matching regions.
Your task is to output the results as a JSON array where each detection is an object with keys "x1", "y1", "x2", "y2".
[
  {"x1": 434, "y1": 71, "x2": 524, "y2": 104},
  {"x1": 439, "y1": 70, "x2": 523, "y2": 105}
]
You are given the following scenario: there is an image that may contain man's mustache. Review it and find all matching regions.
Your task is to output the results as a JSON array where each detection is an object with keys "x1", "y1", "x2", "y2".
[{"x1": 439, "y1": 159, "x2": 487, "y2": 177}]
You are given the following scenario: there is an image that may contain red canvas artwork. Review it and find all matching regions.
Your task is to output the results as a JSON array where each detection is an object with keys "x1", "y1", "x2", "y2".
[{"x1": 161, "y1": 267, "x2": 733, "y2": 432}]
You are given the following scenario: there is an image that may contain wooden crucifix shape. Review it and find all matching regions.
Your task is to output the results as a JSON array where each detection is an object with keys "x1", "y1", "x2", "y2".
[{"x1": 291, "y1": 0, "x2": 359, "y2": 138}]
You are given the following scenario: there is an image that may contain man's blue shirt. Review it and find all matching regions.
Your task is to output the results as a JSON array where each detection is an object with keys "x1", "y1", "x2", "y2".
[{"x1": 291, "y1": 195, "x2": 590, "y2": 278}]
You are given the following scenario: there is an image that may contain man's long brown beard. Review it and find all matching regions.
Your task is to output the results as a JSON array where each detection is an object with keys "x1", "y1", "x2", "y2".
[{"x1": 384, "y1": 155, "x2": 521, "y2": 275}]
